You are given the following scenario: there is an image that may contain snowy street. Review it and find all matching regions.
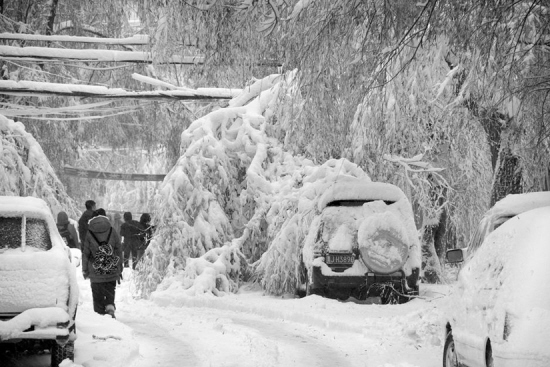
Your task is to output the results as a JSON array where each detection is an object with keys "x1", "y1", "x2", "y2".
[
  {"x1": 64, "y1": 270, "x2": 447, "y2": 367},
  {"x1": 1, "y1": 268, "x2": 449, "y2": 367}
]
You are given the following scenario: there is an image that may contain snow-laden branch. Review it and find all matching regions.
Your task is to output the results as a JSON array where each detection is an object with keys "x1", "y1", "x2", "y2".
[
  {"x1": 383, "y1": 152, "x2": 448, "y2": 188},
  {"x1": 0, "y1": 115, "x2": 79, "y2": 218},
  {"x1": 0, "y1": 45, "x2": 204, "y2": 64},
  {"x1": 131, "y1": 73, "x2": 244, "y2": 97},
  {"x1": 0, "y1": 80, "x2": 240, "y2": 100},
  {"x1": 0, "y1": 32, "x2": 149, "y2": 45},
  {"x1": 133, "y1": 71, "x2": 379, "y2": 298}
]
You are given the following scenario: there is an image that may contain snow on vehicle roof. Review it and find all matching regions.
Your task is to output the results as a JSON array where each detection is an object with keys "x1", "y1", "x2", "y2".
[
  {"x1": 462, "y1": 206, "x2": 550, "y2": 312},
  {"x1": 0, "y1": 196, "x2": 53, "y2": 218},
  {"x1": 489, "y1": 191, "x2": 550, "y2": 218},
  {"x1": 317, "y1": 175, "x2": 406, "y2": 211}
]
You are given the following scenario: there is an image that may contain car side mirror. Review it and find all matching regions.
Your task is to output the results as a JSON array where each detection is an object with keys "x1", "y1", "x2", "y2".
[{"x1": 446, "y1": 248, "x2": 464, "y2": 263}]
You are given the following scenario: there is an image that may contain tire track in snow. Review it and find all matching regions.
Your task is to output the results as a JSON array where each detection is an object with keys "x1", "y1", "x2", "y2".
[
  {"x1": 118, "y1": 315, "x2": 199, "y2": 367},
  {"x1": 230, "y1": 317, "x2": 354, "y2": 367}
]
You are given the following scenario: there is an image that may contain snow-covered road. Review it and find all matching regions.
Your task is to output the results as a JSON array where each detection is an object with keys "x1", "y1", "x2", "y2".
[
  {"x1": 2, "y1": 270, "x2": 450, "y2": 367},
  {"x1": 120, "y1": 300, "x2": 361, "y2": 367}
]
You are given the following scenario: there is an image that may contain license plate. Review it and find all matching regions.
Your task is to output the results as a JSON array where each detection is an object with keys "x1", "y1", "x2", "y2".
[{"x1": 326, "y1": 254, "x2": 355, "y2": 264}]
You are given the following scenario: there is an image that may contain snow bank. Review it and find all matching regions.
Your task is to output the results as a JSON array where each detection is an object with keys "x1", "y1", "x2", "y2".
[
  {"x1": 72, "y1": 268, "x2": 139, "y2": 367},
  {"x1": 0, "y1": 114, "x2": 78, "y2": 218}
]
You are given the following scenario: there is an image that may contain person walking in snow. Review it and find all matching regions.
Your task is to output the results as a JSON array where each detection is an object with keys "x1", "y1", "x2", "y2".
[
  {"x1": 56, "y1": 211, "x2": 80, "y2": 249},
  {"x1": 78, "y1": 200, "x2": 96, "y2": 244},
  {"x1": 82, "y1": 208, "x2": 123, "y2": 318},
  {"x1": 120, "y1": 212, "x2": 143, "y2": 269},
  {"x1": 138, "y1": 213, "x2": 153, "y2": 249},
  {"x1": 112, "y1": 212, "x2": 123, "y2": 235}
]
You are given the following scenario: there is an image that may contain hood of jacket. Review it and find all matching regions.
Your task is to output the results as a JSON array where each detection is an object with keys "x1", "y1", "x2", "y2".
[
  {"x1": 57, "y1": 211, "x2": 69, "y2": 225},
  {"x1": 88, "y1": 215, "x2": 111, "y2": 233}
]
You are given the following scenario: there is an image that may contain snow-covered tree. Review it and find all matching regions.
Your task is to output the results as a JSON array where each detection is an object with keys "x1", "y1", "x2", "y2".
[
  {"x1": 0, "y1": 114, "x2": 78, "y2": 217},
  {"x1": 133, "y1": 72, "x2": 383, "y2": 297}
]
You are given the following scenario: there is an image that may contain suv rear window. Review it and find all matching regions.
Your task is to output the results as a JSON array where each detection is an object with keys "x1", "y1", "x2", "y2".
[
  {"x1": 326, "y1": 200, "x2": 395, "y2": 207},
  {"x1": 0, "y1": 216, "x2": 52, "y2": 251}
]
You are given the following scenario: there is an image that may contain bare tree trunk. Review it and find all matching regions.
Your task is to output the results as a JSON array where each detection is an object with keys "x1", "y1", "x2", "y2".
[
  {"x1": 490, "y1": 148, "x2": 523, "y2": 206},
  {"x1": 421, "y1": 224, "x2": 443, "y2": 283},
  {"x1": 46, "y1": 0, "x2": 59, "y2": 36}
]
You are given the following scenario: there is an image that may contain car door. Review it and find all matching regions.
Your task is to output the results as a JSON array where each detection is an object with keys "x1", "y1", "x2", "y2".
[{"x1": 453, "y1": 239, "x2": 506, "y2": 367}]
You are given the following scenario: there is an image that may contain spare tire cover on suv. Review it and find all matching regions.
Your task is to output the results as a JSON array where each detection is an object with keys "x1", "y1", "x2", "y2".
[{"x1": 357, "y1": 212, "x2": 409, "y2": 274}]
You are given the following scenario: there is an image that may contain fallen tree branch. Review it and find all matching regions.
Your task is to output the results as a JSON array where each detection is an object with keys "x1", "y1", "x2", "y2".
[
  {"x1": 0, "y1": 80, "x2": 240, "y2": 100},
  {"x1": 0, "y1": 45, "x2": 203, "y2": 64},
  {"x1": 0, "y1": 32, "x2": 150, "y2": 45}
]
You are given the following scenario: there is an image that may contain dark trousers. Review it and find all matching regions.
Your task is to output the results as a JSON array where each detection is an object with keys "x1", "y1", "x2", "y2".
[
  {"x1": 91, "y1": 281, "x2": 116, "y2": 315},
  {"x1": 124, "y1": 245, "x2": 144, "y2": 269}
]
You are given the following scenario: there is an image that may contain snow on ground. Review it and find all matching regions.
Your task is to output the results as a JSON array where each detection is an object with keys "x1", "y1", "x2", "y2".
[
  {"x1": 101, "y1": 271, "x2": 448, "y2": 367},
  {"x1": 3, "y1": 264, "x2": 449, "y2": 367}
]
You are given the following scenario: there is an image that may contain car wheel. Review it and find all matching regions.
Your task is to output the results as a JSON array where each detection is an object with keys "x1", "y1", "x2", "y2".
[
  {"x1": 326, "y1": 288, "x2": 351, "y2": 301},
  {"x1": 306, "y1": 281, "x2": 324, "y2": 297},
  {"x1": 486, "y1": 341, "x2": 494, "y2": 367},
  {"x1": 51, "y1": 340, "x2": 74, "y2": 367},
  {"x1": 443, "y1": 332, "x2": 459, "y2": 367}
]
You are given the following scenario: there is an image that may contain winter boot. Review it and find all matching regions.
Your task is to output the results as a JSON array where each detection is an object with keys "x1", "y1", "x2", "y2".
[{"x1": 105, "y1": 304, "x2": 116, "y2": 319}]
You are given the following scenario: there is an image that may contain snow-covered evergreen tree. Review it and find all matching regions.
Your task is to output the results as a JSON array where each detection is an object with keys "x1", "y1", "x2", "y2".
[{"x1": 0, "y1": 115, "x2": 78, "y2": 217}]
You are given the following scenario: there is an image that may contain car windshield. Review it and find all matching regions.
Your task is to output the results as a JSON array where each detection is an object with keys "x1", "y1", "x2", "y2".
[
  {"x1": 468, "y1": 214, "x2": 517, "y2": 259},
  {"x1": 26, "y1": 217, "x2": 52, "y2": 251},
  {"x1": 0, "y1": 216, "x2": 52, "y2": 251},
  {"x1": 0, "y1": 216, "x2": 23, "y2": 250}
]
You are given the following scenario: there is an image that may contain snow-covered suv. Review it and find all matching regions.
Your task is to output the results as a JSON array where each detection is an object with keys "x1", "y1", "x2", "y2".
[
  {"x1": 300, "y1": 176, "x2": 421, "y2": 303},
  {"x1": 0, "y1": 196, "x2": 79, "y2": 366}
]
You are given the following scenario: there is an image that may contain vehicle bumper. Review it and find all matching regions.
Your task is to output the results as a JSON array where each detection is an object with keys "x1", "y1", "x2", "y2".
[
  {"x1": 0, "y1": 308, "x2": 74, "y2": 344},
  {"x1": 1, "y1": 326, "x2": 70, "y2": 342},
  {"x1": 311, "y1": 265, "x2": 419, "y2": 295}
]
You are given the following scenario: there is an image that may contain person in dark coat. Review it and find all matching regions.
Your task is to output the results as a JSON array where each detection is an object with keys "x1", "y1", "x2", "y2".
[
  {"x1": 56, "y1": 211, "x2": 80, "y2": 249},
  {"x1": 112, "y1": 212, "x2": 123, "y2": 235},
  {"x1": 78, "y1": 200, "x2": 96, "y2": 244},
  {"x1": 139, "y1": 213, "x2": 153, "y2": 249},
  {"x1": 119, "y1": 212, "x2": 143, "y2": 269},
  {"x1": 82, "y1": 209, "x2": 122, "y2": 318}
]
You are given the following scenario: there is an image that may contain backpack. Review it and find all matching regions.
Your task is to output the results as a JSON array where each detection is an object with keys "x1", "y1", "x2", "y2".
[
  {"x1": 88, "y1": 228, "x2": 120, "y2": 275},
  {"x1": 58, "y1": 223, "x2": 76, "y2": 248}
]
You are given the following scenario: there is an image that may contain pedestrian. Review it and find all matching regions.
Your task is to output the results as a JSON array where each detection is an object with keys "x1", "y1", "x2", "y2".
[
  {"x1": 112, "y1": 212, "x2": 122, "y2": 235},
  {"x1": 82, "y1": 208, "x2": 122, "y2": 318},
  {"x1": 119, "y1": 212, "x2": 143, "y2": 269},
  {"x1": 139, "y1": 213, "x2": 153, "y2": 249},
  {"x1": 78, "y1": 200, "x2": 96, "y2": 244},
  {"x1": 56, "y1": 211, "x2": 80, "y2": 249}
]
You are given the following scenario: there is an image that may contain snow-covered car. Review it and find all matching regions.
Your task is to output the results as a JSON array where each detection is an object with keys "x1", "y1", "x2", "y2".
[
  {"x1": 446, "y1": 191, "x2": 550, "y2": 263},
  {"x1": 0, "y1": 196, "x2": 79, "y2": 366},
  {"x1": 442, "y1": 205, "x2": 550, "y2": 367},
  {"x1": 300, "y1": 176, "x2": 421, "y2": 303}
]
